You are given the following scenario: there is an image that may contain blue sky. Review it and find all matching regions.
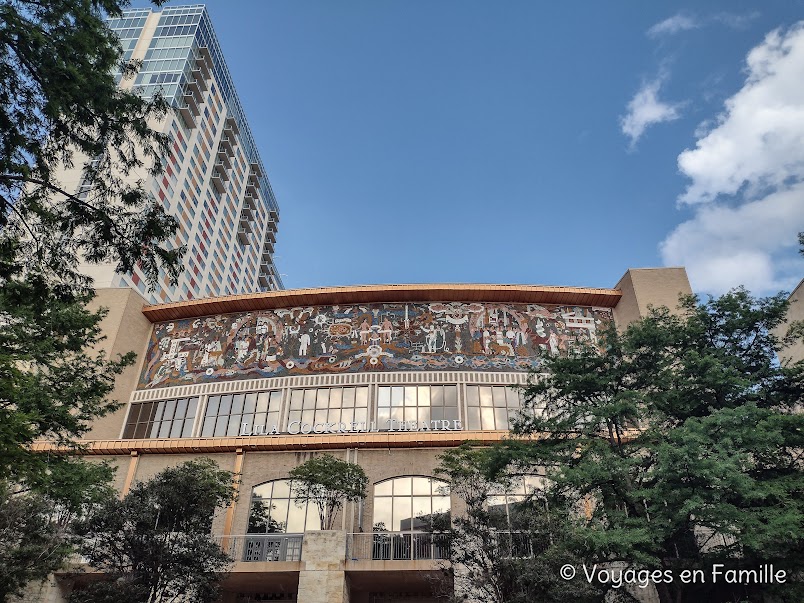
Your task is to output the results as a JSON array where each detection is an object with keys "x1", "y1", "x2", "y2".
[{"x1": 156, "y1": 1, "x2": 804, "y2": 294}]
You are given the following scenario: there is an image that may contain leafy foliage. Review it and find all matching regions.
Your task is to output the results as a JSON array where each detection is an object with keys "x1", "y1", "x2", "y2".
[
  {"x1": 0, "y1": 462, "x2": 114, "y2": 602},
  {"x1": 289, "y1": 453, "x2": 368, "y2": 530},
  {"x1": 437, "y1": 445, "x2": 612, "y2": 603},
  {"x1": 0, "y1": 0, "x2": 186, "y2": 592},
  {"x1": 0, "y1": 0, "x2": 182, "y2": 287},
  {"x1": 72, "y1": 459, "x2": 236, "y2": 603},
  {"x1": 0, "y1": 242, "x2": 133, "y2": 487},
  {"x1": 483, "y1": 290, "x2": 804, "y2": 603}
]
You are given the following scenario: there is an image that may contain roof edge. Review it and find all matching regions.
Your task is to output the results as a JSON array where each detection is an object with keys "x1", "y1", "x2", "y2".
[{"x1": 141, "y1": 283, "x2": 623, "y2": 323}]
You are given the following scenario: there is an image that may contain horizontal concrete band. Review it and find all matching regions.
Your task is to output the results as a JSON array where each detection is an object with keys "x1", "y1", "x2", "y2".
[
  {"x1": 142, "y1": 283, "x2": 623, "y2": 322},
  {"x1": 31, "y1": 430, "x2": 515, "y2": 455}
]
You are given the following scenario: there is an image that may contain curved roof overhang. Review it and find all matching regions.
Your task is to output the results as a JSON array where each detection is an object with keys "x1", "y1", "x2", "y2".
[{"x1": 141, "y1": 283, "x2": 622, "y2": 323}]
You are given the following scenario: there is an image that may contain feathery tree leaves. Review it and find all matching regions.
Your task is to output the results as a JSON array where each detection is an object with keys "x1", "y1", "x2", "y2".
[
  {"x1": 0, "y1": 0, "x2": 182, "y2": 286},
  {"x1": 72, "y1": 460, "x2": 235, "y2": 603},
  {"x1": 289, "y1": 454, "x2": 368, "y2": 530}
]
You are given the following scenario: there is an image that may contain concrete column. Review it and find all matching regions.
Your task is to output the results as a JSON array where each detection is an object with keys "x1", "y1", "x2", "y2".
[
  {"x1": 298, "y1": 531, "x2": 348, "y2": 603},
  {"x1": 612, "y1": 267, "x2": 693, "y2": 329}
]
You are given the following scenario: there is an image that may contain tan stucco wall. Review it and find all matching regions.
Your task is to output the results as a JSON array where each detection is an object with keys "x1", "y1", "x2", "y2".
[
  {"x1": 777, "y1": 278, "x2": 804, "y2": 364},
  {"x1": 85, "y1": 288, "x2": 153, "y2": 440},
  {"x1": 613, "y1": 267, "x2": 693, "y2": 328},
  {"x1": 122, "y1": 452, "x2": 236, "y2": 535}
]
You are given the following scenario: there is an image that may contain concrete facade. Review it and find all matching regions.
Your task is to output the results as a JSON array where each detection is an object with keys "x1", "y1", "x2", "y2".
[{"x1": 33, "y1": 269, "x2": 694, "y2": 603}]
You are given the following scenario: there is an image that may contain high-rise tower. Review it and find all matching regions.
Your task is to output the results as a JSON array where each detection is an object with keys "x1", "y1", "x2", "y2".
[{"x1": 69, "y1": 4, "x2": 281, "y2": 302}]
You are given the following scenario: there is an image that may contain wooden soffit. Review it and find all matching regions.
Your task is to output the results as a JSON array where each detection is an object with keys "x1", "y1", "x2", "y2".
[
  {"x1": 142, "y1": 284, "x2": 622, "y2": 323},
  {"x1": 31, "y1": 430, "x2": 517, "y2": 456}
]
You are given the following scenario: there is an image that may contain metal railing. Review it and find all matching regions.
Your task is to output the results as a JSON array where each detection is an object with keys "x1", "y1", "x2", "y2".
[
  {"x1": 492, "y1": 531, "x2": 534, "y2": 558},
  {"x1": 219, "y1": 534, "x2": 304, "y2": 562},
  {"x1": 347, "y1": 532, "x2": 450, "y2": 561}
]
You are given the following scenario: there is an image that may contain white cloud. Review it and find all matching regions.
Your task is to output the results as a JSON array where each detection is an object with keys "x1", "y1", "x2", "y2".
[
  {"x1": 713, "y1": 12, "x2": 760, "y2": 31},
  {"x1": 647, "y1": 12, "x2": 758, "y2": 38},
  {"x1": 662, "y1": 23, "x2": 804, "y2": 295},
  {"x1": 661, "y1": 183, "x2": 804, "y2": 294},
  {"x1": 620, "y1": 77, "x2": 683, "y2": 147},
  {"x1": 647, "y1": 13, "x2": 700, "y2": 38},
  {"x1": 677, "y1": 24, "x2": 804, "y2": 204}
]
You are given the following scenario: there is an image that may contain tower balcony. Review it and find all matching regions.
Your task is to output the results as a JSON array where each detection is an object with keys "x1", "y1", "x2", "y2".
[
  {"x1": 195, "y1": 46, "x2": 212, "y2": 79},
  {"x1": 236, "y1": 225, "x2": 251, "y2": 245},
  {"x1": 224, "y1": 115, "x2": 240, "y2": 136},
  {"x1": 213, "y1": 161, "x2": 230, "y2": 179},
  {"x1": 177, "y1": 101, "x2": 196, "y2": 129},
  {"x1": 210, "y1": 169, "x2": 226, "y2": 193},
  {"x1": 241, "y1": 200, "x2": 255, "y2": 220},
  {"x1": 219, "y1": 134, "x2": 235, "y2": 156},
  {"x1": 182, "y1": 92, "x2": 201, "y2": 117},
  {"x1": 216, "y1": 150, "x2": 231, "y2": 170},
  {"x1": 190, "y1": 67, "x2": 208, "y2": 90},
  {"x1": 185, "y1": 78, "x2": 205, "y2": 103}
]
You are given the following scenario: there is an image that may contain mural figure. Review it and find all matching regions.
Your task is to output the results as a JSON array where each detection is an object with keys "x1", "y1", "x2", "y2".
[{"x1": 299, "y1": 331, "x2": 311, "y2": 356}]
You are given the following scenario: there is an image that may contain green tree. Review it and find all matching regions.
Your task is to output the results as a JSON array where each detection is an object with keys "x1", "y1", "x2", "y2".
[
  {"x1": 289, "y1": 454, "x2": 368, "y2": 530},
  {"x1": 0, "y1": 0, "x2": 185, "y2": 589},
  {"x1": 485, "y1": 290, "x2": 804, "y2": 603},
  {"x1": 0, "y1": 0, "x2": 182, "y2": 286},
  {"x1": 0, "y1": 464, "x2": 114, "y2": 602},
  {"x1": 71, "y1": 459, "x2": 236, "y2": 603},
  {"x1": 437, "y1": 445, "x2": 613, "y2": 603}
]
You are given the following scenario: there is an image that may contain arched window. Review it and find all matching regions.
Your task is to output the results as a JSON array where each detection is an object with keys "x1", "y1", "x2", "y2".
[
  {"x1": 372, "y1": 476, "x2": 450, "y2": 532},
  {"x1": 247, "y1": 479, "x2": 321, "y2": 534},
  {"x1": 487, "y1": 475, "x2": 546, "y2": 527}
]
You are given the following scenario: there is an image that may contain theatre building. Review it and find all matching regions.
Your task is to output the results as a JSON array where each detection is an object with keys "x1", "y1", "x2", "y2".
[{"x1": 37, "y1": 268, "x2": 692, "y2": 603}]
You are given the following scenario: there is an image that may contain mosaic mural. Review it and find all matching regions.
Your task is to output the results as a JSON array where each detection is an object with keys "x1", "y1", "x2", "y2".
[{"x1": 139, "y1": 302, "x2": 614, "y2": 389}]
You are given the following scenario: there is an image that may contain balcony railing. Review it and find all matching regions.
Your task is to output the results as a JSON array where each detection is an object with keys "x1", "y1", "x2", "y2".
[
  {"x1": 492, "y1": 531, "x2": 535, "y2": 558},
  {"x1": 347, "y1": 531, "x2": 450, "y2": 561},
  {"x1": 219, "y1": 534, "x2": 303, "y2": 562}
]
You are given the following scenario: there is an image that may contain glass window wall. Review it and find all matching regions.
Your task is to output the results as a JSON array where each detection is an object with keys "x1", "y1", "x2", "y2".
[
  {"x1": 287, "y1": 387, "x2": 369, "y2": 427},
  {"x1": 465, "y1": 385, "x2": 523, "y2": 430},
  {"x1": 376, "y1": 385, "x2": 458, "y2": 429},
  {"x1": 200, "y1": 391, "x2": 281, "y2": 437},
  {"x1": 372, "y1": 476, "x2": 450, "y2": 532},
  {"x1": 247, "y1": 479, "x2": 320, "y2": 534},
  {"x1": 123, "y1": 397, "x2": 198, "y2": 439}
]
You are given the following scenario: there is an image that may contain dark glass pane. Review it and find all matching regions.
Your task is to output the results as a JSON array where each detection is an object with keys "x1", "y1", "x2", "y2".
[
  {"x1": 243, "y1": 393, "x2": 257, "y2": 414},
  {"x1": 180, "y1": 418, "x2": 195, "y2": 438},
  {"x1": 231, "y1": 393, "x2": 245, "y2": 415},
  {"x1": 218, "y1": 394, "x2": 233, "y2": 416},
  {"x1": 163, "y1": 399, "x2": 177, "y2": 420},
  {"x1": 186, "y1": 397, "x2": 198, "y2": 418},
  {"x1": 205, "y1": 396, "x2": 220, "y2": 417},
  {"x1": 133, "y1": 421, "x2": 148, "y2": 439},
  {"x1": 174, "y1": 398, "x2": 188, "y2": 419}
]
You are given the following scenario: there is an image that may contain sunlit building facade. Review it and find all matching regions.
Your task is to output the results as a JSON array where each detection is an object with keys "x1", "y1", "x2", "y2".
[
  {"x1": 34, "y1": 269, "x2": 692, "y2": 603},
  {"x1": 64, "y1": 5, "x2": 281, "y2": 302}
]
